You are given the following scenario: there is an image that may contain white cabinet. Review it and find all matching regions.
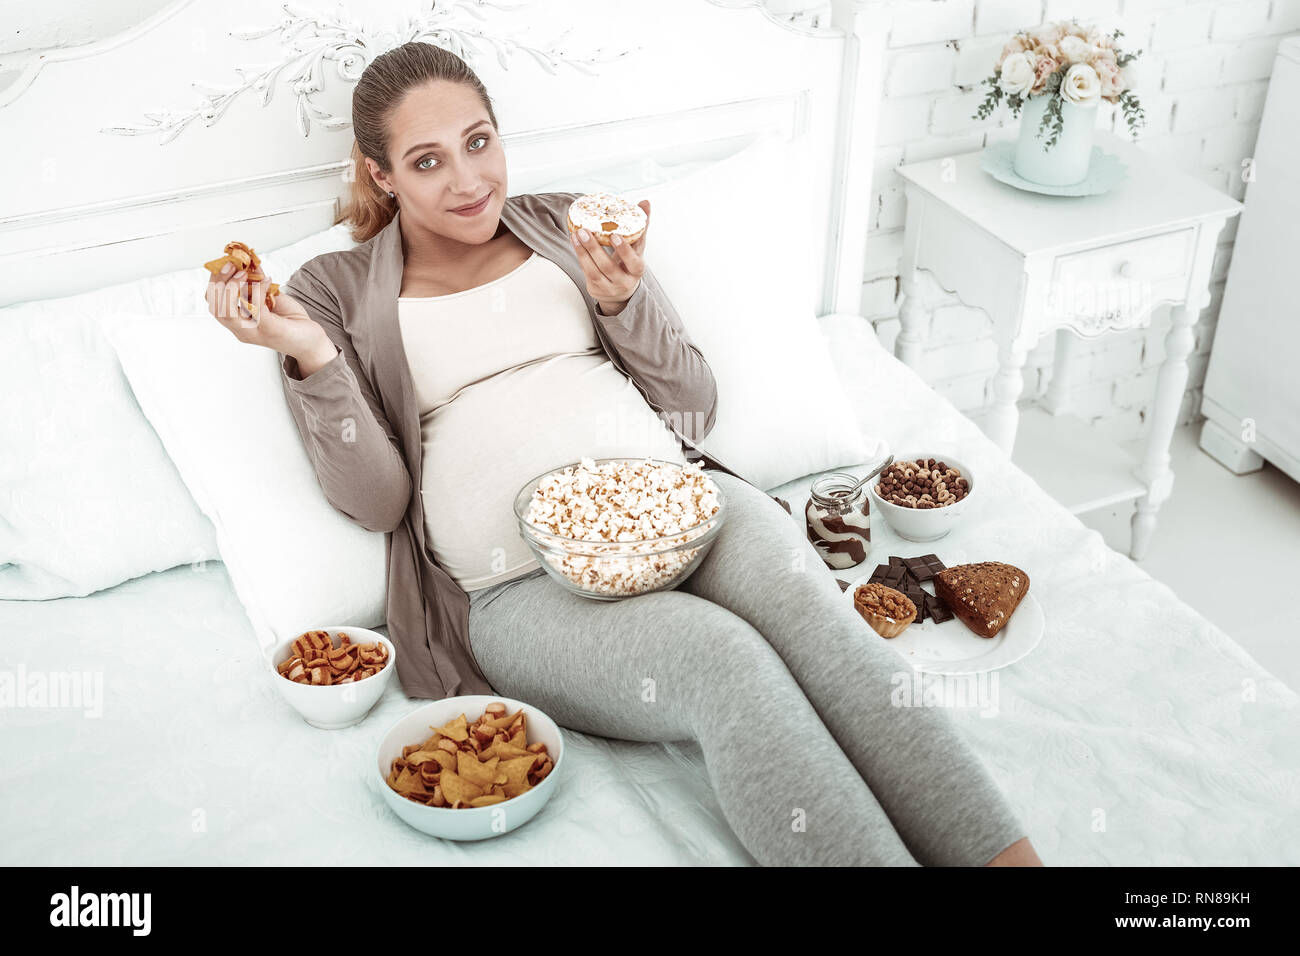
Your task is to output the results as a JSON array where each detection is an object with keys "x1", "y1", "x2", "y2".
[
  {"x1": 895, "y1": 130, "x2": 1241, "y2": 560},
  {"x1": 1200, "y1": 34, "x2": 1300, "y2": 482}
]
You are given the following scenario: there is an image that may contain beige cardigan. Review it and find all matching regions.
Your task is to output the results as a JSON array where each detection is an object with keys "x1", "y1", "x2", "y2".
[{"x1": 279, "y1": 191, "x2": 779, "y2": 699}]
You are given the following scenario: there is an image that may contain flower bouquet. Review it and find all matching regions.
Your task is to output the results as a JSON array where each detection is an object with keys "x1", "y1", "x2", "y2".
[{"x1": 973, "y1": 19, "x2": 1145, "y2": 186}]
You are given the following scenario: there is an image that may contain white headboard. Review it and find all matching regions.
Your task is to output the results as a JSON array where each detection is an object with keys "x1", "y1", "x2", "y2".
[{"x1": 0, "y1": 0, "x2": 886, "y2": 317}]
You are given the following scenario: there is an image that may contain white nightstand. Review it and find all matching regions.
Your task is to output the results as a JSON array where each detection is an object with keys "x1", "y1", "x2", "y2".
[{"x1": 894, "y1": 129, "x2": 1242, "y2": 560}]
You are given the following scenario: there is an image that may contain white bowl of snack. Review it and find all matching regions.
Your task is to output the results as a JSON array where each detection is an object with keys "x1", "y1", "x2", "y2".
[
  {"x1": 267, "y1": 626, "x2": 396, "y2": 730},
  {"x1": 867, "y1": 453, "x2": 975, "y2": 542},
  {"x1": 375, "y1": 696, "x2": 563, "y2": 841},
  {"x1": 513, "y1": 456, "x2": 727, "y2": 601}
]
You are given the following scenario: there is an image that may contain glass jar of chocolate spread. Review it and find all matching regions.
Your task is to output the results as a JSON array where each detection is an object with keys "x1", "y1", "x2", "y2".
[{"x1": 805, "y1": 473, "x2": 871, "y2": 570}]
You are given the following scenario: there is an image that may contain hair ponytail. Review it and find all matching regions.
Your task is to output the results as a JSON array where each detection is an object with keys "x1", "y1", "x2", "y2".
[
  {"x1": 335, "y1": 42, "x2": 499, "y2": 244},
  {"x1": 336, "y1": 139, "x2": 398, "y2": 243}
]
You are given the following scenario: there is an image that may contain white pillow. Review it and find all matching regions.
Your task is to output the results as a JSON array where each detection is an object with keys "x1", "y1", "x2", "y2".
[
  {"x1": 101, "y1": 313, "x2": 386, "y2": 652},
  {"x1": 0, "y1": 276, "x2": 223, "y2": 599},
  {"x1": 0, "y1": 224, "x2": 357, "y2": 600},
  {"x1": 0, "y1": 312, "x2": 218, "y2": 599},
  {"x1": 633, "y1": 134, "x2": 881, "y2": 490}
]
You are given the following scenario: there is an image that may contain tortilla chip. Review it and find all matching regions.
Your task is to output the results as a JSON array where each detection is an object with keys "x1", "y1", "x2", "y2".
[
  {"x1": 434, "y1": 714, "x2": 469, "y2": 742},
  {"x1": 439, "y1": 770, "x2": 484, "y2": 809},
  {"x1": 457, "y1": 752, "x2": 499, "y2": 789}
]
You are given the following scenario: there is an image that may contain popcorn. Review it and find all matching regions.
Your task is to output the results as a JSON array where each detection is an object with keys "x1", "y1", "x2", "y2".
[{"x1": 523, "y1": 457, "x2": 722, "y2": 597}]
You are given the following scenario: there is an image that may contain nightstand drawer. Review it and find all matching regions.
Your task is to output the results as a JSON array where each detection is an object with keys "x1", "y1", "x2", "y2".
[
  {"x1": 1048, "y1": 228, "x2": 1195, "y2": 329},
  {"x1": 1053, "y1": 228, "x2": 1195, "y2": 288}
]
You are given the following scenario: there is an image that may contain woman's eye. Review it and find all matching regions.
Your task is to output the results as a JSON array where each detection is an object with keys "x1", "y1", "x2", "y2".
[{"x1": 416, "y1": 136, "x2": 487, "y2": 171}]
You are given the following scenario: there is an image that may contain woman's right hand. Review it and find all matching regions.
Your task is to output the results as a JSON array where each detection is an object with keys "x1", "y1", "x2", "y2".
[{"x1": 205, "y1": 262, "x2": 329, "y2": 363}]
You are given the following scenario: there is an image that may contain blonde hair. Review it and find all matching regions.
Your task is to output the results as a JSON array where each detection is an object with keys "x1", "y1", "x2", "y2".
[{"x1": 336, "y1": 42, "x2": 500, "y2": 243}]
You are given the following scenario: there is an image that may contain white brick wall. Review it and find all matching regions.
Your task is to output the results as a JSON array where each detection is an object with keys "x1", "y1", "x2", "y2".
[{"x1": 865, "y1": 0, "x2": 1298, "y2": 440}]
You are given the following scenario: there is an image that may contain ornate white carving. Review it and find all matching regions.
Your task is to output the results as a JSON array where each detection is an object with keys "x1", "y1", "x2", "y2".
[
  {"x1": 707, "y1": 0, "x2": 836, "y2": 33},
  {"x1": 1063, "y1": 307, "x2": 1145, "y2": 336},
  {"x1": 101, "y1": 0, "x2": 634, "y2": 143}
]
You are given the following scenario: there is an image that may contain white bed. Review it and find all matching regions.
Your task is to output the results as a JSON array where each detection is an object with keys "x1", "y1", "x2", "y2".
[
  {"x1": 2, "y1": 0, "x2": 1298, "y2": 866},
  {"x1": 4, "y1": 316, "x2": 1298, "y2": 866}
]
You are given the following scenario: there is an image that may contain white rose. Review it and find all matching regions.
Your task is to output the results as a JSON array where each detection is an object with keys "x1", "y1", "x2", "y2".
[
  {"x1": 1061, "y1": 62, "x2": 1101, "y2": 106},
  {"x1": 999, "y1": 51, "x2": 1036, "y2": 97},
  {"x1": 1058, "y1": 35, "x2": 1092, "y2": 64},
  {"x1": 1030, "y1": 23, "x2": 1064, "y2": 47}
]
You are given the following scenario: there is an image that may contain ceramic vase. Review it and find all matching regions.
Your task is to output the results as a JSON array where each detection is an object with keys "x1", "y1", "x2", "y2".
[{"x1": 1013, "y1": 92, "x2": 1099, "y2": 186}]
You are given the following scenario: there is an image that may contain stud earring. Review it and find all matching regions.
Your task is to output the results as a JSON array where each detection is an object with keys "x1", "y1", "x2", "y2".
[{"x1": 388, "y1": 191, "x2": 395, "y2": 199}]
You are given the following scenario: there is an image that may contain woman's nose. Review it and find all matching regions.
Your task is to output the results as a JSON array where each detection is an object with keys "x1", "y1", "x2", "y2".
[{"x1": 443, "y1": 157, "x2": 482, "y2": 196}]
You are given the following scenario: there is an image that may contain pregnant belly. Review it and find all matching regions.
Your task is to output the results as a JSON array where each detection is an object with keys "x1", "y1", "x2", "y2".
[{"x1": 418, "y1": 359, "x2": 688, "y2": 589}]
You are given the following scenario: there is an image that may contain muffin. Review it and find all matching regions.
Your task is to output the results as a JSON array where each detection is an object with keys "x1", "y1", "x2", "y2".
[
  {"x1": 852, "y1": 582, "x2": 917, "y2": 638},
  {"x1": 567, "y1": 193, "x2": 648, "y2": 246}
]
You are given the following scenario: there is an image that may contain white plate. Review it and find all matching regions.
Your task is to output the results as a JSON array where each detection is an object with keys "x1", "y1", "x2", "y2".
[
  {"x1": 978, "y1": 142, "x2": 1127, "y2": 196},
  {"x1": 843, "y1": 560, "x2": 1044, "y2": 674}
]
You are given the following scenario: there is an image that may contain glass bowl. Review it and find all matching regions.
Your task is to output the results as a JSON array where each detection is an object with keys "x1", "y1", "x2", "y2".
[{"x1": 512, "y1": 457, "x2": 727, "y2": 601}]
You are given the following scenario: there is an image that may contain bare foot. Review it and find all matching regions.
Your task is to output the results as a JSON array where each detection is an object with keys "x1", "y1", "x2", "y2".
[{"x1": 985, "y1": 836, "x2": 1044, "y2": 866}]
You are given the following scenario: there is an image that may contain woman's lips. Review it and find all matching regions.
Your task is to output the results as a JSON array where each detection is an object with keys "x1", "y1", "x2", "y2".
[{"x1": 450, "y1": 193, "x2": 491, "y2": 216}]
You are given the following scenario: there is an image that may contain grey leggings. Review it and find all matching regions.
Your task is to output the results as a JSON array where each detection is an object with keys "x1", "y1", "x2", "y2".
[{"x1": 467, "y1": 469, "x2": 1026, "y2": 866}]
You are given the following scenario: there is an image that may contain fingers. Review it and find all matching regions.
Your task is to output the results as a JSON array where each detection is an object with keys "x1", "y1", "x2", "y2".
[
  {"x1": 207, "y1": 262, "x2": 233, "y2": 319},
  {"x1": 224, "y1": 272, "x2": 244, "y2": 321},
  {"x1": 206, "y1": 261, "x2": 274, "y2": 340},
  {"x1": 244, "y1": 279, "x2": 267, "y2": 324},
  {"x1": 606, "y1": 231, "x2": 646, "y2": 277},
  {"x1": 634, "y1": 200, "x2": 650, "y2": 255},
  {"x1": 570, "y1": 227, "x2": 614, "y2": 282}
]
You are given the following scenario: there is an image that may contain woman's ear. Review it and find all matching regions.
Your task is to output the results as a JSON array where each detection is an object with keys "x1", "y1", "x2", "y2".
[{"x1": 364, "y1": 157, "x2": 390, "y2": 193}]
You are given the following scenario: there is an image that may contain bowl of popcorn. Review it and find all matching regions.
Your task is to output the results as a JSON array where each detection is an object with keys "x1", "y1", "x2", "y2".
[
  {"x1": 513, "y1": 456, "x2": 726, "y2": 600},
  {"x1": 375, "y1": 696, "x2": 563, "y2": 841},
  {"x1": 267, "y1": 626, "x2": 396, "y2": 730},
  {"x1": 867, "y1": 453, "x2": 975, "y2": 542}
]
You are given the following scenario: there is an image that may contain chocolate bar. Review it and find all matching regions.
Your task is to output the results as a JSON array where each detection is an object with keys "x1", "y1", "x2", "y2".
[
  {"x1": 902, "y1": 553, "x2": 946, "y2": 583},
  {"x1": 902, "y1": 581, "x2": 928, "y2": 621},
  {"x1": 861, "y1": 554, "x2": 959, "y2": 625},
  {"x1": 926, "y1": 592, "x2": 953, "y2": 623},
  {"x1": 867, "y1": 563, "x2": 910, "y2": 590}
]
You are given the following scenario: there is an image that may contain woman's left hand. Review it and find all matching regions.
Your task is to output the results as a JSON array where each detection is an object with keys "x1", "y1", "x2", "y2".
[{"x1": 569, "y1": 199, "x2": 650, "y2": 317}]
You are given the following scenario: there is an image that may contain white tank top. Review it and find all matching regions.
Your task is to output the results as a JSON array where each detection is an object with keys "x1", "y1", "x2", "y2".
[{"x1": 397, "y1": 250, "x2": 687, "y2": 591}]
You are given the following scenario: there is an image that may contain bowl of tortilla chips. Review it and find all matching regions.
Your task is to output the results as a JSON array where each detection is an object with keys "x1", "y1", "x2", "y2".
[{"x1": 375, "y1": 696, "x2": 564, "y2": 840}]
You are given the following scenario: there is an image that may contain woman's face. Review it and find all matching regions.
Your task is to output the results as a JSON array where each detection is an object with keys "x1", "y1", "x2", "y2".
[{"x1": 366, "y1": 80, "x2": 506, "y2": 247}]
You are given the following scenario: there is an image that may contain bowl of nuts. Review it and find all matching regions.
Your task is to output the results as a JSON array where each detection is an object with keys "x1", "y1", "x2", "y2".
[
  {"x1": 513, "y1": 456, "x2": 727, "y2": 600},
  {"x1": 867, "y1": 453, "x2": 975, "y2": 542}
]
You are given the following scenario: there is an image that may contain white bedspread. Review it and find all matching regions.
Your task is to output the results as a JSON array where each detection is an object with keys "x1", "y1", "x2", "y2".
[{"x1": 3, "y1": 314, "x2": 1297, "y2": 865}]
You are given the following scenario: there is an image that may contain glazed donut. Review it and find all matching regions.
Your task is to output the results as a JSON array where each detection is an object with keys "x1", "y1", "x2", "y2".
[{"x1": 566, "y1": 192, "x2": 647, "y2": 246}]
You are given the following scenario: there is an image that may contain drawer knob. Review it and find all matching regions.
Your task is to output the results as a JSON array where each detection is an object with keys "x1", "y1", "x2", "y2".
[{"x1": 1117, "y1": 260, "x2": 1134, "y2": 278}]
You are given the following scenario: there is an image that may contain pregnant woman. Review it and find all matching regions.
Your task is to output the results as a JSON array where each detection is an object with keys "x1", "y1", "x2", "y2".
[{"x1": 206, "y1": 41, "x2": 1041, "y2": 868}]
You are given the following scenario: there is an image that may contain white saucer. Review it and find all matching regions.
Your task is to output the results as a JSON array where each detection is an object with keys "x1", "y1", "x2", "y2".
[
  {"x1": 979, "y1": 142, "x2": 1127, "y2": 197},
  {"x1": 843, "y1": 563, "x2": 1044, "y2": 674}
]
